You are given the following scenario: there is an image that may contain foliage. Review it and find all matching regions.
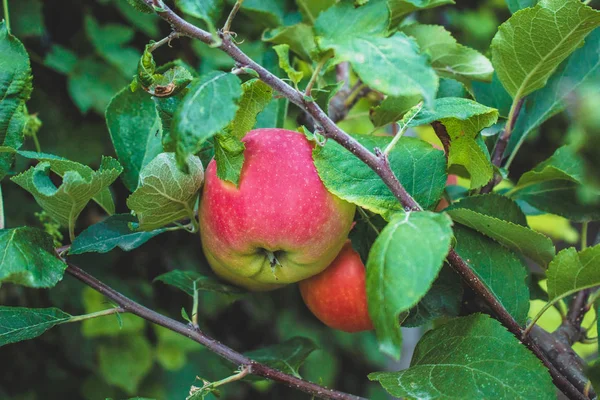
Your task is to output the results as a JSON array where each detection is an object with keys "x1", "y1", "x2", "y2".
[{"x1": 0, "y1": 0, "x2": 599, "y2": 399}]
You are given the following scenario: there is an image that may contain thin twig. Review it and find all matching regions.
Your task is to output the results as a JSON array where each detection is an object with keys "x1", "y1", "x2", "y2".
[
  {"x1": 134, "y1": 2, "x2": 587, "y2": 398},
  {"x1": 2, "y1": 0, "x2": 10, "y2": 34},
  {"x1": 65, "y1": 263, "x2": 365, "y2": 400},
  {"x1": 305, "y1": 55, "x2": 330, "y2": 97},
  {"x1": 148, "y1": 31, "x2": 182, "y2": 52},
  {"x1": 223, "y1": 0, "x2": 244, "y2": 34}
]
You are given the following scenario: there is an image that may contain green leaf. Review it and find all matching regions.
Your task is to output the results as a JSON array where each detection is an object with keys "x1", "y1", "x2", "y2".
[
  {"x1": 0, "y1": 227, "x2": 67, "y2": 288},
  {"x1": 507, "y1": 29, "x2": 600, "y2": 158},
  {"x1": 454, "y1": 225, "x2": 530, "y2": 324},
  {"x1": 0, "y1": 307, "x2": 71, "y2": 347},
  {"x1": 505, "y1": 0, "x2": 538, "y2": 13},
  {"x1": 402, "y1": 24, "x2": 493, "y2": 84},
  {"x1": 369, "y1": 313, "x2": 555, "y2": 400},
  {"x1": 273, "y1": 44, "x2": 304, "y2": 88},
  {"x1": 296, "y1": 0, "x2": 336, "y2": 23},
  {"x1": 213, "y1": 134, "x2": 245, "y2": 186},
  {"x1": 173, "y1": 71, "x2": 242, "y2": 166},
  {"x1": 11, "y1": 157, "x2": 123, "y2": 239},
  {"x1": 366, "y1": 212, "x2": 453, "y2": 358},
  {"x1": 491, "y1": 0, "x2": 600, "y2": 99},
  {"x1": 315, "y1": 1, "x2": 438, "y2": 104},
  {"x1": 154, "y1": 325, "x2": 203, "y2": 371},
  {"x1": 411, "y1": 97, "x2": 499, "y2": 188},
  {"x1": 81, "y1": 287, "x2": 144, "y2": 337},
  {"x1": 402, "y1": 265, "x2": 463, "y2": 328},
  {"x1": 115, "y1": 1, "x2": 160, "y2": 37},
  {"x1": 174, "y1": 0, "x2": 223, "y2": 32},
  {"x1": 447, "y1": 194, "x2": 555, "y2": 266},
  {"x1": 472, "y1": 73, "x2": 513, "y2": 118},
  {"x1": 510, "y1": 146, "x2": 600, "y2": 221},
  {"x1": 230, "y1": 80, "x2": 273, "y2": 140},
  {"x1": 0, "y1": 21, "x2": 32, "y2": 180},
  {"x1": 13, "y1": 150, "x2": 118, "y2": 215},
  {"x1": 349, "y1": 210, "x2": 387, "y2": 263},
  {"x1": 126, "y1": 153, "x2": 204, "y2": 231},
  {"x1": 85, "y1": 15, "x2": 140, "y2": 78},
  {"x1": 106, "y1": 87, "x2": 162, "y2": 191},
  {"x1": 314, "y1": 136, "x2": 447, "y2": 218},
  {"x1": 67, "y1": 57, "x2": 128, "y2": 115},
  {"x1": 387, "y1": 0, "x2": 455, "y2": 27},
  {"x1": 98, "y1": 335, "x2": 153, "y2": 395},
  {"x1": 69, "y1": 214, "x2": 166, "y2": 255},
  {"x1": 239, "y1": 0, "x2": 285, "y2": 28},
  {"x1": 10, "y1": 0, "x2": 45, "y2": 38},
  {"x1": 546, "y1": 244, "x2": 600, "y2": 303},
  {"x1": 44, "y1": 44, "x2": 78, "y2": 75},
  {"x1": 154, "y1": 270, "x2": 245, "y2": 296},
  {"x1": 126, "y1": 0, "x2": 154, "y2": 13},
  {"x1": 369, "y1": 94, "x2": 422, "y2": 128},
  {"x1": 244, "y1": 337, "x2": 318, "y2": 377},
  {"x1": 262, "y1": 23, "x2": 317, "y2": 62}
]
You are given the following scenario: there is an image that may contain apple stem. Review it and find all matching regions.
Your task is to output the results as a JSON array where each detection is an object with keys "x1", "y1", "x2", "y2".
[{"x1": 265, "y1": 250, "x2": 281, "y2": 268}]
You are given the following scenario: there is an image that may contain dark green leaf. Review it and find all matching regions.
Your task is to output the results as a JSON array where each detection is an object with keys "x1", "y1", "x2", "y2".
[
  {"x1": 244, "y1": 337, "x2": 318, "y2": 377},
  {"x1": 0, "y1": 306, "x2": 71, "y2": 347},
  {"x1": 174, "y1": 0, "x2": 223, "y2": 32},
  {"x1": 505, "y1": 0, "x2": 538, "y2": 13},
  {"x1": 154, "y1": 269, "x2": 245, "y2": 296},
  {"x1": 454, "y1": 225, "x2": 530, "y2": 324},
  {"x1": 173, "y1": 72, "x2": 241, "y2": 166},
  {"x1": 349, "y1": 210, "x2": 387, "y2": 263},
  {"x1": 296, "y1": 0, "x2": 336, "y2": 23},
  {"x1": 369, "y1": 314, "x2": 555, "y2": 399},
  {"x1": 262, "y1": 23, "x2": 316, "y2": 61},
  {"x1": 507, "y1": 30, "x2": 600, "y2": 158},
  {"x1": 0, "y1": 22, "x2": 32, "y2": 180},
  {"x1": 447, "y1": 194, "x2": 555, "y2": 266},
  {"x1": 126, "y1": 153, "x2": 204, "y2": 231},
  {"x1": 240, "y1": 0, "x2": 285, "y2": 28},
  {"x1": 369, "y1": 94, "x2": 422, "y2": 128},
  {"x1": 472, "y1": 73, "x2": 512, "y2": 118},
  {"x1": 366, "y1": 212, "x2": 453, "y2": 358},
  {"x1": 402, "y1": 24, "x2": 493, "y2": 84},
  {"x1": 44, "y1": 45, "x2": 78, "y2": 75},
  {"x1": 9, "y1": 0, "x2": 46, "y2": 38},
  {"x1": 402, "y1": 265, "x2": 463, "y2": 327},
  {"x1": 106, "y1": 87, "x2": 162, "y2": 191},
  {"x1": 491, "y1": 0, "x2": 600, "y2": 99},
  {"x1": 0, "y1": 227, "x2": 67, "y2": 288},
  {"x1": 314, "y1": 136, "x2": 446, "y2": 218},
  {"x1": 70, "y1": 214, "x2": 166, "y2": 255},
  {"x1": 115, "y1": 1, "x2": 160, "y2": 37}
]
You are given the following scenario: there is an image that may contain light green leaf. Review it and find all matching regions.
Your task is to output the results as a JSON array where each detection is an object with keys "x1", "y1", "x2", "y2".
[
  {"x1": 81, "y1": 287, "x2": 144, "y2": 337},
  {"x1": 296, "y1": 0, "x2": 336, "y2": 24},
  {"x1": 69, "y1": 214, "x2": 166, "y2": 255},
  {"x1": 126, "y1": 153, "x2": 204, "y2": 231},
  {"x1": 0, "y1": 227, "x2": 67, "y2": 288},
  {"x1": 366, "y1": 212, "x2": 453, "y2": 358},
  {"x1": 369, "y1": 94, "x2": 422, "y2": 128},
  {"x1": 154, "y1": 325, "x2": 203, "y2": 371},
  {"x1": 0, "y1": 307, "x2": 71, "y2": 347},
  {"x1": 174, "y1": 0, "x2": 223, "y2": 32},
  {"x1": 13, "y1": 150, "x2": 117, "y2": 214},
  {"x1": 369, "y1": 313, "x2": 555, "y2": 399},
  {"x1": 454, "y1": 225, "x2": 530, "y2": 324},
  {"x1": 244, "y1": 337, "x2": 318, "y2": 377},
  {"x1": 546, "y1": 244, "x2": 600, "y2": 303},
  {"x1": 315, "y1": 1, "x2": 438, "y2": 104},
  {"x1": 106, "y1": 87, "x2": 162, "y2": 191},
  {"x1": 85, "y1": 15, "x2": 140, "y2": 78},
  {"x1": 447, "y1": 194, "x2": 555, "y2": 266},
  {"x1": 230, "y1": 80, "x2": 273, "y2": 140},
  {"x1": 44, "y1": 44, "x2": 78, "y2": 75},
  {"x1": 240, "y1": 0, "x2": 285, "y2": 28},
  {"x1": 213, "y1": 134, "x2": 245, "y2": 185},
  {"x1": 11, "y1": 157, "x2": 122, "y2": 239},
  {"x1": 154, "y1": 269, "x2": 245, "y2": 297},
  {"x1": 172, "y1": 71, "x2": 241, "y2": 167},
  {"x1": 507, "y1": 29, "x2": 600, "y2": 158},
  {"x1": 388, "y1": 0, "x2": 455, "y2": 27},
  {"x1": 411, "y1": 97, "x2": 499, "y2": 188},
  {"x1": 491, "y1": 0, "x2": 600, "y2": 99},
  {"x1": 98, "y1": 335, "x2": 153, "y2": 395},
  {"x1": 402, "y1": 24, "x2": 493, "y2": 84},
  {"x1": 0, "y1": 22, "x2": 32, "y2": 180},
  {"x1": 314, "y1": 136, "x2": 447, "y2": 218},
  {"x1": 262, "y1": 24, "x2": 317, "y2": 61},
  {"x1": 273, "y1": 44, "x2": 304, "y2": 88}
]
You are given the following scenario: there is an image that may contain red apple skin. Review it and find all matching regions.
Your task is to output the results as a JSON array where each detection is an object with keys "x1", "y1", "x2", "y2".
[
  {"x1": 299, "y1": 242, "x2": 374, "y2": 333},
  {"x1": 199, "y1": 128, "x2": 356, "y2": 291}
]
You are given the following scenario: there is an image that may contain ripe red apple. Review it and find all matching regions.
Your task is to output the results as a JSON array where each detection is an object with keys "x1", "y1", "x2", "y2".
[
  {"x1": 199, "y1": 128, "x2": 356, "y2": 291},
  {"x1": 299, "y1": 241, "x2": 374, "y2": 333}
]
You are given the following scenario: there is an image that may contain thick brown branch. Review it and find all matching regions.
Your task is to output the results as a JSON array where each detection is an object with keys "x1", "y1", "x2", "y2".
[
  {"x1": 138, "y1": 2, "x2": 589, "y2": 399},
  {"x1": 65, "y1": 264, "x2": 365, "y2": 400}
]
